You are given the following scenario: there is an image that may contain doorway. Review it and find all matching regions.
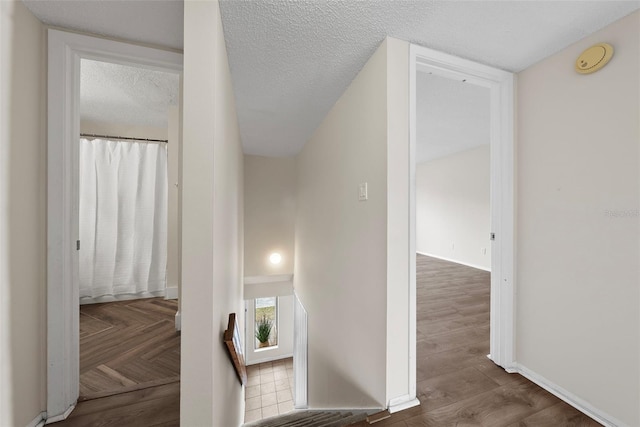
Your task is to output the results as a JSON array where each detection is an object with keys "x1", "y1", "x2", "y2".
[
  {"x1": 76, "y1": 58, "x2": 180, "y2": 401},
  {"x1": 408, "y1": 44, "x2": 515, "y2": 399},
  {"x1": 47, "y1": 29, "x2": 183, "y2": 422}
]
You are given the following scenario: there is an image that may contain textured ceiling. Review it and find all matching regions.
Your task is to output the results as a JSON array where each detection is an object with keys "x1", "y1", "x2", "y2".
[
  {"x1": 80, "y1": 59, "x2": 180, "y2": 128},
  {"x1": 219, "y1": 0, "x2": 639, "y2": 157},
  {"x1": 417, "y1": 72, "x2": 490, "y2": 164},
  {"x1": 22, "y1": 0, "x2": 639, "y2": 157},
  {"x1": 22, "y1": 0, "x2": 183, "y2": 50}
]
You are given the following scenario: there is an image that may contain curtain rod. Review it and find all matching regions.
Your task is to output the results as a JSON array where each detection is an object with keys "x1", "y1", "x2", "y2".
[{"x1": 80, "y1": 133, "x2": 168, "y2": 143}]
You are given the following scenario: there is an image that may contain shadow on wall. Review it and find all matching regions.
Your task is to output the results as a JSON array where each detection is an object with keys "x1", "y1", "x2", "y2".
[
  {"x1": 2, "y1": 1, "x2": 47, "y2": 426},
  {"x1": 308, "y1": 341, "x2": 384, "y2": 410}
]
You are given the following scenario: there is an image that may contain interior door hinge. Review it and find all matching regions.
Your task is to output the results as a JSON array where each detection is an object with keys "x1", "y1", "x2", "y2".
[
  {"x1": 490, "y1": 233, "x2": 495, "y2": 241},
  {"x1": 76, "y1": 240, "x2": 80, "y2": 251}
]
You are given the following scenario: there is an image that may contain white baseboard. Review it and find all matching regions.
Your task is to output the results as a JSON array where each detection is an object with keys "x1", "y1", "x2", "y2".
[
  {"x1": 165, "y1": 287, "x2": 178, "y2": 300},
  {"x1": 26, "y1": 412, "x2": 46, "y2": 427},
  {"x1": 79, "y1": 289, "x2": 165, "y2": 305},
  {"x1": 416, "y1": 251, "x2": 491, "y2": 272},
  {"x1": 246, "y1": 353, "x2": 293, "y2": 366},
  {"x1": 513, "y1": 364, "x2": 626, "y2": 427},
  {"x1": 44, "y1": 404, "x2": 75, "y2": 424},
  {"x1": 388, "y1": 395, "x2": 421, "y2": 414},
  {"x1": 174, "y1": 310, "x2": 181, "y2": 331}
]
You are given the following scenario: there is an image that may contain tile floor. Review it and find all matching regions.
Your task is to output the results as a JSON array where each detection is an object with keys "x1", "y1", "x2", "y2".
[{"x1": 244, "y1": 357, "x2": 295, "y2": 423}]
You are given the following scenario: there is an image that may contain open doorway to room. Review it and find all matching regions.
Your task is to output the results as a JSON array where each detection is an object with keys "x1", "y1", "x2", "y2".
[
  {"x1": 47, "y1": 30, "x2": 183, "y2": 422},
  {"x1": 76, "y1": 58, "x2": 181, "y2": 401},
  {"x1": 414, "y1": 69, "x2": 493, "y2": 383},
  {"x1": 408, "y1": 44, "x2": 515, "y2": 419}
]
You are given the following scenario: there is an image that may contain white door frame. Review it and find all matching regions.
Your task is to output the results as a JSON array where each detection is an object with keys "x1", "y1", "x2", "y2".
[
  {"x1": 46, "y1": 29, "x2": 182, "y2": 422},
  {"x1": 408, "y1": 43, "x2": 516, "y2": 384}
]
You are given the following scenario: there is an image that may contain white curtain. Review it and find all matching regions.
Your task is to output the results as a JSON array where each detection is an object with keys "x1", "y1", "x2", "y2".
[{"x1": 79, "y1": 138, "x2": 167, "y2": 299}]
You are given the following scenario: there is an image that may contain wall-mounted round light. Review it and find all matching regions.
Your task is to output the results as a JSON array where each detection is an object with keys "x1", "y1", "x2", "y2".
[{"x1": 269, "y1": 252, "x2": 282, "y2": 265}]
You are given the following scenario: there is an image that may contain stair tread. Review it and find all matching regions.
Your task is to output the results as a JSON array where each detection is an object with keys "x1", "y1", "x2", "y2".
[{"x1": 244, "y1": 410, "x2": 368, "y2": 427}]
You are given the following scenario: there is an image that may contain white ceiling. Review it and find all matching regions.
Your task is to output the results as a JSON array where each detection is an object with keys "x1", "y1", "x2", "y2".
[
  {"x1": 23, "y1": 0, "x2": 639, "y2": 157},
  {"x1": 22, "y1": 0, "x2": 184, "y2": 50},
  {"x1": 416, "y1": 72, "x2": 490, "y2": 164},
  {"x1": 219, "y1": 0, "x2": 638, "y2": 157},
  {"x1": 80, "y1": 59, "x2": 180, "y2": 128}
]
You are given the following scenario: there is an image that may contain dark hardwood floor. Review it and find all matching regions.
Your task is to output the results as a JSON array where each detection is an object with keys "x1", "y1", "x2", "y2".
[
  {"x1": 51, "y1": 298, "x2": 180, "y2": 427},
  {"x1": 371, "y1": 255, "x2": 601, "y2": 427},
  {"x1": 52, "y1": 258, "x2": 601, "y2": 426}
]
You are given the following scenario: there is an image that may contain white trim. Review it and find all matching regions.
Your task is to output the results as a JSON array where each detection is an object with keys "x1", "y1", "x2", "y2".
[
  {"x1": 26, "y1": 412, "x2": 46, "y2": 427},
  {"x1": 513, "y1": 364, "x2": 626, "y2": 427},
  {"x1": 409, "y1": 44, "x2": 515, "y2": 373},
  {"x1": 47, "y1": 28, "x2": 182, "y2": 421},
  {"x1": 244, "y1": 274, "x2": 293, "y2": 285},
  {"x1": 408, "y1": 45, "x2": 418, "y2": 405},
  {"x1": 388, "y1": 395, "x2": 420, "y2": 414},
  {"x1": 416, "y1": 251, "x2": 491, "y2": 272},
  {"x1": 246, "y1": 353, "x2": 294, "y2": 366},
  {"x1": 44, "y1": 404, "x2": 75, "y2": 425},
  {"x1": 174, "y1": 310, "x2": 181, "y2": 331},
  {"x1": 79, "y1": 290, "x2": 165, "y2": 305},
  {"x1": 293, "y1": 292, "x2": 308, "y2": 409},
  {"x1": 165, "y1": 287, "x2": 179, "y2": 300}
]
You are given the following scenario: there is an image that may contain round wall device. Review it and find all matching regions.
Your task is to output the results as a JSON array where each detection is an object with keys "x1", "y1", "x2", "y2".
[{"x1": 575, "y1": 43, "x2": 614, "y2": 74}]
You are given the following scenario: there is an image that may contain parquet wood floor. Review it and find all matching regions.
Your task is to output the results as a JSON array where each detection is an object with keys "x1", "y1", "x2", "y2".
[
  {"x1": 79, "y1": 298, "x2": 180, "y2": 400},
  {"x1": 51, "y1": 298, "x2": 181, "y2": 427},
  {"x1": 370, "y1": 255, "x2": 602, "y2": 427}
]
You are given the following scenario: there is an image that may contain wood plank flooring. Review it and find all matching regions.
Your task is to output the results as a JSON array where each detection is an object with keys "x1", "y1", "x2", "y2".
[
  {"x1": 370, "y1": 255, "x2": 602, "y2": 427},
  {"x1": 52, "y1": 258, "x2": 602, "y2": 426},
  {"x1": 79, "y1": 298, "x2": 180, "y2": 400},
  {"x1": 51, "y1": 298, "x2": 181, "y2": 427}
]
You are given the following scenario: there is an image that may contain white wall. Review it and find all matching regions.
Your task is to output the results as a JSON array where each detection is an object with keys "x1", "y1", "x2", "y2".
[
  {"x1": 166, "y1": 106, "x2": 181, "y2": 300},
  {"x1": 416, "y1": 145, "x2": 491, "y2": 271},
  {"x1": 385, "y1": 37, "x2": 411, "y2": 406},
  {"x1": 0, "y1": 1, "x2": 46, "y2": 425},
  {"x1": 244, "y1": 155, "x2": 296, "y2": 277},
  {"x1": 517, "y1": 10, "x2": 639, "y2": 427},
  {"x1": 181, "y1": 0, "x2": 244, "y2": 425},
  {"x1": 245, "y1": 295, "x2": 294, "y2": 365},
  {"x1": 80, "y1": 119, "x2": 168, "y2": 140},
  {"x1": 295, "y1": 37, "x2": 412, "y2": 410},
  {"x1": 295, "y1": 38, "x2": 389, "y2": 409}
]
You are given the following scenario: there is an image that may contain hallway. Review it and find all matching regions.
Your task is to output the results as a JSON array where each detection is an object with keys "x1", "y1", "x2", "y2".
[{"x1": 375, "y1": 255, "x2": 601, "y2": 426}]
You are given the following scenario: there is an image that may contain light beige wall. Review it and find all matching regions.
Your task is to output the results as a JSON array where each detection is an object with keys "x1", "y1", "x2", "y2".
[
  {"x1": 295, "y1": 39, "x2": 389, "y2": 409},
  {"x1": 80, "y1": 119, "x2": 168, "y2": 140},
  {"x1": 181, "y1": 0, "x2": 244, "y2": 425},
  {"x1": 517, "y1": 10, "x2": 639, "y2": 426},
  {"x1": 0, "y1": 1, "x2": 46, "y2": 426},
  {"x1": 416, "y1": 145, "x2": 491, "y2": 270},
  {"x1": 385, "y1": 37, "x2": 411, "y2": 404},
  {"x1": 244, "y1": 155, "x2": 296, "y2": 277}
]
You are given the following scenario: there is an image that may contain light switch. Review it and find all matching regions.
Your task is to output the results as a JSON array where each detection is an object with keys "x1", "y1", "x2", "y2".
[{"x1": 358, "y1": 182, "x2": 368, "y2": 201}]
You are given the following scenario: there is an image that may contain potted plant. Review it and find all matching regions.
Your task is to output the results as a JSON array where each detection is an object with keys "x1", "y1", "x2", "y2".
[{"x1": 255, "y1": 315, "x2": 273, "y2": 348}]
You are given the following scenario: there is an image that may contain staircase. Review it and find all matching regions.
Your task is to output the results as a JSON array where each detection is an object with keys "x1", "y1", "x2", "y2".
[{"x1": 243, "y1": 410, "x2": 368, "y2": 427}]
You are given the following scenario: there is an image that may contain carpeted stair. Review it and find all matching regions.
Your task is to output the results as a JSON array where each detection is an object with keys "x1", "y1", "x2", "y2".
[{"x1": 243, "y1": 410, "x2": 369, "y2": 427}]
